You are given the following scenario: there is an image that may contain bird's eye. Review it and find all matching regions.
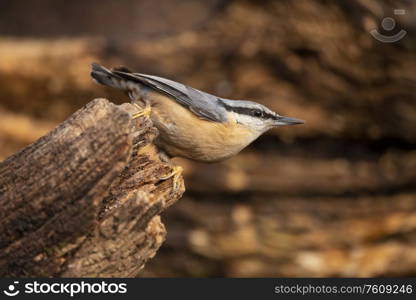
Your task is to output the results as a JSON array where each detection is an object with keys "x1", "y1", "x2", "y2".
[{"x1": 253, "y1": 110, "x2": 263, "y2": 118}]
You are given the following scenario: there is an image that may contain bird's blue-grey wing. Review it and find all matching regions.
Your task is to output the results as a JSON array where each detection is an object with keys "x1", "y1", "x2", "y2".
[{"x1": 112, "y1": 70, "x2": 228, "y2": 123}]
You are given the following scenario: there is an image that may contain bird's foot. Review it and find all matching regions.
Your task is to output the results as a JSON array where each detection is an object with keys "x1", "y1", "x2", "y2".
[
  {"x1": 160, "y1": 165, "x2": 183, "y2": 191},
  {"x1": 132, "y1": 103, "x2": 152, "y2": 119}
]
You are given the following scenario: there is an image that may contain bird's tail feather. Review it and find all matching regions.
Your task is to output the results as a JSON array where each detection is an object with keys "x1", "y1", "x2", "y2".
[
  {"x1": 92, "y1": 63, "x2": 159, "y2": 103},
  {"x1": 91, "y1": 62, "x2": 138, "y2": 92},
  {"x1": 91, "y1": 63, "x2": 123, "y2": 88}
]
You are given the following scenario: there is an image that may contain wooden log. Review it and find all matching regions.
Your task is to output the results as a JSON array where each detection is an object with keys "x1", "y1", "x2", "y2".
[{"x1": 0, "y1": 98, "x2": 184, "y2": 277}]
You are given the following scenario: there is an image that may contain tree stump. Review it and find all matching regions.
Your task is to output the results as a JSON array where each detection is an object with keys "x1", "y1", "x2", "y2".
[{"x1": 0, "y1": 98, "x2": 185, "y2": 277}]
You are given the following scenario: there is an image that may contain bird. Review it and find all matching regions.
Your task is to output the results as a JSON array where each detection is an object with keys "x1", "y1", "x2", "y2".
[{"x1": 91, "y1": 63, "x2": 304, "y2": 189}]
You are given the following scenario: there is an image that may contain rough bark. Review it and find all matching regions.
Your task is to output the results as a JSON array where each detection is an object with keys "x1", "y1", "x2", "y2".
[{"x1": 0, "y1": 98, "x2": 184, "y2": 277}]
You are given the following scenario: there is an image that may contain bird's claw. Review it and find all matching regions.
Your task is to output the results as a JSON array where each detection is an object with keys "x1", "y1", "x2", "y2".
[
  {"x1": 160, "y1": 165, "x2": 183, "y2": 191},
  {"x1": 132, "y1": 103, "x2": 152, "y2": 119}
]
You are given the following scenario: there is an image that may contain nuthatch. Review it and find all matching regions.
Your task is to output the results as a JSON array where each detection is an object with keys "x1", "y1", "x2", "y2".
[{"x1": 91, "y1": 63, "x2": 304, "y2": 188}]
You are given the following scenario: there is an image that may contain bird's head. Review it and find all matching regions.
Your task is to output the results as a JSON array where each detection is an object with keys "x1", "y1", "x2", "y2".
[{"x1": 219, "y1": 99, "x2": 304, "y2": 133}]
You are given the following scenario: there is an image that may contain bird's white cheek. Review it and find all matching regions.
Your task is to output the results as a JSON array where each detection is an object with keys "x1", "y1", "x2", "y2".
[{"x1": 256, "y1": 122, "x2": 271, "y2": 134}]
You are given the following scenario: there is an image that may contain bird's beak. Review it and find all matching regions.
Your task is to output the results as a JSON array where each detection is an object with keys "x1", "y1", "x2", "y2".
[{"x1": 274, "y1": 115, "x2": 305, "y2": 126}]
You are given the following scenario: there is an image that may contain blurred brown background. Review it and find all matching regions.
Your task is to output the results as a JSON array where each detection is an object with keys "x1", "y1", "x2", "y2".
[{"x1": 1, "y1": 0, "x2": 416, "y2": 277}]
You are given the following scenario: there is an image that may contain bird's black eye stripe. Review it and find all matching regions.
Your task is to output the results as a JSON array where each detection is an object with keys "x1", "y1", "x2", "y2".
[
  {"x1": 219, "y1": 100, "x2": 275, "y2": 120},
  {"x1": 249, "y1": 109, "x2": 276, "y2": 120}
]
